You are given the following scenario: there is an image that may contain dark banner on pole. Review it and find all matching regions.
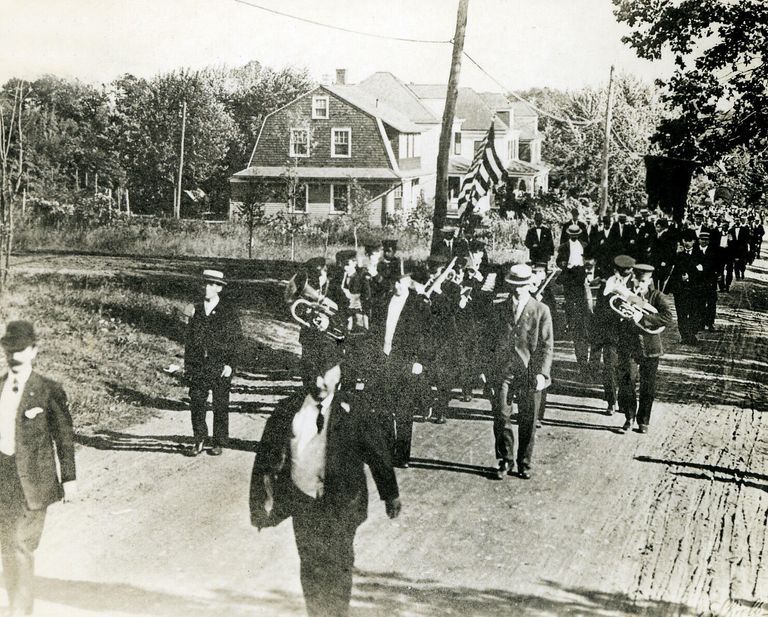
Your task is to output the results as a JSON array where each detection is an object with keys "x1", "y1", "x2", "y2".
[{"x1": 644, "y1": 155, "x2": 700, "y2": 223}]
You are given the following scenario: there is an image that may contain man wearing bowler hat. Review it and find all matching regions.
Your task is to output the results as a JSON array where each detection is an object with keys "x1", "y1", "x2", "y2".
[
  {"x1": 185, "y1": 269, "x2": 242, "y2": 456},
  {"x1": 250, "y1": 338, "x2": 401, "y2": 617},
  {"x1": 0, "y1": 320, "x2": 77, "y2": 616},
  {"x1": 484, "y1": 264, "x2": 553, "y2": 480}
]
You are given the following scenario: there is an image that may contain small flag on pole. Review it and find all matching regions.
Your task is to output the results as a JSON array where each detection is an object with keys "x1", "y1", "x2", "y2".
[{"x1": 457, "y1": 123, "x2": 507, "y2": 223}]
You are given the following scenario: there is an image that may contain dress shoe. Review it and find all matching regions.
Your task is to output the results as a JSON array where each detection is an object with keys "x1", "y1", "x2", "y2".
[
  {"x1": 518, "y1": 469, "x2": 532, "y2": 480},
  {"x1": 494, "y1": 460, "x2": 511, "y2": 480},
  {"x1": 461, "y1": 394, "x2": 472, "y2": 403},
  {"x1": 637, "y1": 424, "x2": 649, "y2": 434},
  {"x1": 208, "y1": 445, "x2": 223, "y2": 456},
  {"x1": 432, "y1": 414, "x2": 447, "y2": 425},
  {"x1": 189, "y1": 440, "x2": 206, "y2": 456},
  {"x1": 605, "y1": 404, "x2": 616, "y2": 416},
  {"x1": 394, "y1": 461, "x2": 409, "y2": 469},
  {"x1": 535, "y1": 421, "x2": 542, "y2": 429},
  {"x1": 619, "y1": 421, "x2": 631, "y2": 433}
]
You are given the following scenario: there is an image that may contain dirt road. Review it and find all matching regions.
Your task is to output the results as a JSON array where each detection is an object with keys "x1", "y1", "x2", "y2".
[{"x1": 11, "y1": 251, "x2": 768, "y2": 616}]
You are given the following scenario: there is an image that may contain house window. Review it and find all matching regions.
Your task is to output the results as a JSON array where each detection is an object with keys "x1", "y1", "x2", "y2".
[
  {"x1": 312, "y1": 96, "x2": 329, "y2": 119},
  {"x1": 453, "y1": 132, "x2": 462, "y2": 155},
  {"x1": 448, "y1": 176, "x2": 461, "y2": 200},
  {"x1": 290, "y1": 128, "x2": 309, "y2": 158},
  {"x1": 292, "y1": 183, "x2": 308, "y2": 212},
  {"x1": 401, "y1": 133, "x2": 417, "y2": 158},
  {"x1": 308, "y1": 183, "x2": 331, "y2": 204},
  {"x1": 519, "y1": 141, "x2": 532, "y2": 162},
  {"x1": 331, "y1": 128, "x2": 351, "y2": 158},
  {"x1": 394, "y1": 184, "x2": 403, "y2": 211},
  {"x1": 331, "y1": 183, "x2": 349, "y2": 213}
]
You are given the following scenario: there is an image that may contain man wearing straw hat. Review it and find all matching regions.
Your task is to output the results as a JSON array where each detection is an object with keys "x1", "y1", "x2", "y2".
[
  {"x1": 185, "y1": 269, "x2": 242, "y2": 456},
  {"x1": 484, "y1": 264, "x2": 554, "y2": 480}
]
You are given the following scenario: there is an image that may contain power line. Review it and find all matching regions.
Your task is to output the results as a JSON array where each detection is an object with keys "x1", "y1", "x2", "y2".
[
  {"x1": 462, "y1": 50, "x2": 601, "y2": 127},
  {"x1": 233, "y1": 0, "x2": 453, "y2": 45}
]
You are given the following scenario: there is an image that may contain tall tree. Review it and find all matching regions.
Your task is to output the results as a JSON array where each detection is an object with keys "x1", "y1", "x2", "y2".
[{"x1": 613, "y1": 0, "x2": 768, "y2": 163}]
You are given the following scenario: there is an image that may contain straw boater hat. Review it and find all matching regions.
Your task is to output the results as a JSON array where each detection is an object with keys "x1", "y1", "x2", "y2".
[
  {"x1": 565, "y1": 224, "x2": 583, "y2": 238},
  {"x1": 505, "y1": 263, "x2": 533, "y2": 286},
  {"x1": 202, "y1": 269, "x2": 227, "y2": 286}
]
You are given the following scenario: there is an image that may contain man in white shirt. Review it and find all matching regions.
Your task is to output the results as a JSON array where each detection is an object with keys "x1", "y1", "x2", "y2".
[
  {"x1": 0, "y1": 321, "x2": 76, "y2": 616},
  {"x1": 250, "y1": 342, "x2": 400, "y2": 617}
]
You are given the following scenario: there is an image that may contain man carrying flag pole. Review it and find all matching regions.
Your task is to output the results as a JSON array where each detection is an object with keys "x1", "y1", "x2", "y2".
[{"x1": 457, "y1": 123, "x2": 508, "y2": 234}]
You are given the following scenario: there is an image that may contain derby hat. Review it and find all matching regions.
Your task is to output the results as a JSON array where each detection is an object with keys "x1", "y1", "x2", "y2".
[{"x1": 0, "y1": 321, "x2": 37, "y2": 352}]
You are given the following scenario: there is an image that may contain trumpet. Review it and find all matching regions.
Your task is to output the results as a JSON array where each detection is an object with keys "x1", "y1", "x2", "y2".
[
  {"x1": 605, "y1": 280, "x2": 665, "y2": 335},
  {"x1": 285, "y1": 274, "x2": 346, "y2": 341}
]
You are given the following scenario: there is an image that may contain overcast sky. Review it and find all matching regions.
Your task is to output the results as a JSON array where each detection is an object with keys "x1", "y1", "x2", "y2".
[{"x1": 1, "y1": 0, "x2": 675, "y2": 91}]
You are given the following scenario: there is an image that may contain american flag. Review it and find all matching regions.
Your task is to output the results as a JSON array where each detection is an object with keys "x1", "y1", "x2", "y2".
[{"x1": 457, "y1": 123, "x2": 507, "y2": 221}]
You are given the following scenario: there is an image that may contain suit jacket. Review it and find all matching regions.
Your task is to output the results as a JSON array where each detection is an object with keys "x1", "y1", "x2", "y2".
[
  {"x1": 556, "y1": 240, "x2": 588, "y2": 291},
  {"x1": 524, "y1": 226, "x2": 555, "y2": 264},
  {"x1": 185, "y1": 297, "x2": 243, "y2": 384},
  {"x1": 608, "y1": 223, "x2": 638, "y2": 257},
  {"x1": 368, "y1": 291, "x2": 429, "y2": 368},
  {"x1": 4, "y1": 372, "x2": 76, "y2": 510},
  {"x1": 249, "y1": 391, "x2": 399, "y2": 530},
  {"x1": 617, "y1": 289, "x2": 673, "y2": 358},
  {"x1": 485, "y1": 297, "x2": 554, "y2": 387}
]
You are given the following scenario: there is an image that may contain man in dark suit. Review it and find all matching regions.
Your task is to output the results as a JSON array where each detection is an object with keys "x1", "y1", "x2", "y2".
[
  {"x1": 696, "y1": 231, "x2": 720, "y2": 331},
  {"x1": 608, "y1": 212, "x2": 639, "y2": 259},
  {"x1": 668, "y1": 230, "x2": 704, "y2": 345},
  {"x1": 367, "y1": 269, "x2": 431, "y2": 466},
  {"x1": 184, "y1": 269, "x2": 243, "y2": 456},
  {"x1": 589, "y1": 214, "x2": 614, "y2": 278},
  {"x1": 0, "y1": 321, "x2": 77, "y2": 616},
  {"x1": 732, "y1": 215, "x2": 751, "y2": 279},
  {"x1": 616, "y1": 265, "x2": 674, "y2": 434},
  {"x1": 485, "y1": 264, "x2": 554, "y2": 480},
  {"x1": 561, "y1": 207, "x2": 588, "y2": 240},
  {"x1": 525, "y1": 211, "x2": 555, "y2": 264},
  {"x1": 249, "y1": 343, "x2": 401, "y2": 617}
]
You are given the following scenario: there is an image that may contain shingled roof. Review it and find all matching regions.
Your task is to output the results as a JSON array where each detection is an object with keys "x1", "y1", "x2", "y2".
[
  {"x1": 323, "y1": 84, "x2": 420, "y2": 133},
  {"x1": 356, "y1": 72, "x2": 439, "y2": 124}
]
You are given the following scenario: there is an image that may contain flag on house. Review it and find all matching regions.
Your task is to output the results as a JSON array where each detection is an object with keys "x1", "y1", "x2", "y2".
[{"x1": 457, "y1": 123, "x2": 507, "y2": 222}]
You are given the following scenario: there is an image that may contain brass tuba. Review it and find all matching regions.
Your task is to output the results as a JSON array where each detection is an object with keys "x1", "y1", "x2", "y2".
[
  {"x1": 605, "y1": 279, "x2": 665, "y2": 335},
  {"x1": 285, "y1": 274, "x2": 346, "y2": 341}
]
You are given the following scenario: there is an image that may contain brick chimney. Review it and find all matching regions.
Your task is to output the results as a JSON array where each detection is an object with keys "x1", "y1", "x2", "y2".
[{"x1": 335, "y1": 69, "x2": 347, "y2": 85}]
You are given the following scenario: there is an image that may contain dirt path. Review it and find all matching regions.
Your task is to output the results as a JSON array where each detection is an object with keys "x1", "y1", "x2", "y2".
[{"x1": 12, "y1": 251, "x2": 768, "y2": 616}]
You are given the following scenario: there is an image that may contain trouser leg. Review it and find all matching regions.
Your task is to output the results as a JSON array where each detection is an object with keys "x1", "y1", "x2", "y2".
[
  {"x1": 537, "y1": 387, "x2": 548, "y2": 422},
  {"x1": 189, "y1": 385, "x2": 210, "y2": 441},
  {"x1": 211, "y1": 377, "x2": 231, "y2": 447},
  {"x1": 636, "y1": 357, "x2": 659, "y2": 427},
  {"x1": 617, "y1": 352, "x2": 638, "y2": 422},
  {"x1": 516, "y1": 387, "x2": 539, "y2": 472},
  {"x1": 293, "y1": 506, "x2": 356, "y2": 617},
  {"x1": 602, "y1": 344, "x2": 618, "y2": 407},
  {"x1": 491, "y1": 379, "x2": 515, "y2": 463}
]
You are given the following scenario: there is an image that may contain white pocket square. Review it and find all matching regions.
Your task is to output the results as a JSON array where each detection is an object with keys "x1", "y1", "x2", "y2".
[{"x1": 24, "y1": 407, "x2": 44, "y2": 419}]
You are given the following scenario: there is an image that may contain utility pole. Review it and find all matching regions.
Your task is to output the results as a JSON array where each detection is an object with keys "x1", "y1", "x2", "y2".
[
  {"x1": 175, "y1": 100, "x2": 187, "y2": 219},
  {"x1": 430, "y1": 0, "x2": 469, "y2": 255},
  {"x1": 598, "y1": 65, "x2": 615, "y2": 217}
]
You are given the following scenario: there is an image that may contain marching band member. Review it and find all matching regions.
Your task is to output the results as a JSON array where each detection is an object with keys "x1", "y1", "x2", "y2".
[
  {"x1": 616, "y1": 264, "x2": 673, "y2": 434},
  {"x1": 668, "y1": 228, "x2": 704, "y2": 345},
  {"x1": 484, "y1": 264, "x2": 554, "y2": 481},
  {"x1": 591, "y1": 255, "x2": 635, "y2": 415}
]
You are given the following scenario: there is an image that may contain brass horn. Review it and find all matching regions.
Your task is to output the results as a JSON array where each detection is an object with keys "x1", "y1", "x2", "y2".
[
  {"x1": 285, "y1": 274, "x2": 346, "y2": 341},
  {"x1": 606, "y1": 281, "x2": 665, "y2": 335}
]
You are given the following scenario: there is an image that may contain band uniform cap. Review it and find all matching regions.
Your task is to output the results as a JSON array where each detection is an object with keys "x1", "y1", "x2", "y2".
[
  {"x1": 614, "y1": 255, "x2": 636, "y2": 269},
  {"x1": 566, "y1": 224, "x2": 583, "y2": 237},
  {"x1": 382, "y1": 238, "x2": 398, "y2": 250},
  {"x1": 335, "y1": 249, "x2": 357, "y2": 264},
  {"x1": 633, "y1": 263, "x2": 655, "y2": 274},
  {"x1": 202, "y1": 269, "x2": 227, "y2": 286},
  {"x1": 699, "y1": 231, "x2": 710, "y2": 240},
  {"x1": 0, "y1": 320, "x2": 37, "y2": 352},
  {"x1": 505, "y1": 263, "x2": 533, "y2": 285}
]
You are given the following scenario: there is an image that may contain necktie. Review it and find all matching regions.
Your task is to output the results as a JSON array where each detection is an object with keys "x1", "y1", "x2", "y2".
[
  {"x1": 11, "y1": 374, "x2": 18, "y2": 394},
  {"x1": 315, "y1": 402, "x2": 325, "y2": 433}
]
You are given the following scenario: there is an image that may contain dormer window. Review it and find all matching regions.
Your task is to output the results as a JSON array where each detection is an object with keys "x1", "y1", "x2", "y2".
[
  {"x1": 290, "y1": 128, "x2": 309, "y2": 158},
  {"x1": 312, "y1": 96, "x2": 329, "y2": 119}
]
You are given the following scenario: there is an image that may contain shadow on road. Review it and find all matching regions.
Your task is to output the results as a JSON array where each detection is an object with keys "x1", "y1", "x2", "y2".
[
  {"x1": 75, "y1": 430, "x2": 259, "y2": 454},
  {"x1": 352, "y1": 571, "x2": 704, "y2": 616},
  {"x1": 407, "y1": 457, "x2": 495, "y2": 479}
]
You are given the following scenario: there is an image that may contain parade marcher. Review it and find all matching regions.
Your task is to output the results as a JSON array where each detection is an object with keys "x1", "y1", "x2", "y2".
[
  {"x1": 368, "y1": 267, "x2": 430, "y2": 467},
  {"x1": 525, "y1": 211, "x2": 555, "y2": 264},
  {"x1": 0, "y1": 321, "x2": 77, "y2": 617},
  {"x1": 732, "y1": 215, "x2": 751, "y2": 280},
  {"x1": 750, "y1": 215, "x2": 765, "y2": 263},
  {"x1": 360, "y1": 240, "x2": 386, "y2": 323},
  {"x1": 589, "y1": 214, "x2": 614, "y2": 278},
  {"x1": 184, "y1": 269, "x2": 242, "y2": 456},
  {"x1": 379, "y1": 239, "x2": 402, "y2": 290},
  {"x1": 616, "y1": 264, "x2": 674, "y2": 434},
  {"x1": 529, "y1": 262, "x2": 555, "y2": 427},
  {"x1": 696, "y1": 231, "x2": 720, "y2": 331},
  {"x1": 556, "y1": 225, "x2": 592, "y2": 378},
  {"x1": 457, "y1": 243, "x2": 490, "y2": 401},
  {"x1": 592, "y1": 255, "x2": 635, "y2": 415},
  {"x1": 485, "y1": 264, "x2": 554, "y2": 480},
  {"x1": 608, "y1": 212, "x2": 638, "y2": 259},
  {"x1": 668, "y1": 229, "x2": 704, "y2": 345},
  {"x1": 249, "y1": 339, "x2": 401, "y2": 617},
  {"x1": 717, "y1": 219, "x2": 735, "y2": 292},
  {"x1": 636, "y1": 210, "x2": 657, "y2": 263},
  {"x1": 561, "y1": 207, "x2": 588, "y2": 241},
  {"x1": 652, "y1": 219, "x2": 677, "y2": 292}
]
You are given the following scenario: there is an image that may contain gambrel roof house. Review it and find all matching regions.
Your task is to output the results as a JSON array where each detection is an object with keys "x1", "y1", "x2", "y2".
[{"x1": 230, "y1": 70, "x2": 548, "y2": 225}]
